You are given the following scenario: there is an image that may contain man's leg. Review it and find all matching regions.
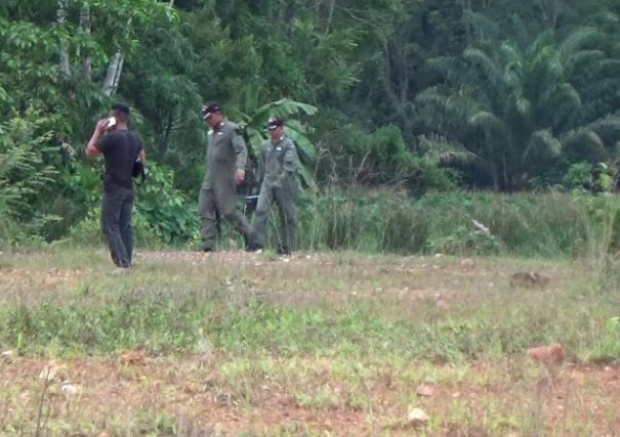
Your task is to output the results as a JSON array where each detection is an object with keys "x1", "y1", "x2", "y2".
[
  {"x1": 249, "y1": 184, "x2": 274, "y2": 250},
  {"x1": 119, "y1": 189, "x2": 135, "y2": 265},
  {"x1": 102, "y1": 190, "x2": 130, "y2": 267},
  {"x1": 198, "y1": 186, "x2": 218, "y2": 251},
  {"x1": 274, "y1": 177, "x2": 299, "y2": 255},
  {"x1": 215, "y1": 181, "x2": 254, "y2": 249}
]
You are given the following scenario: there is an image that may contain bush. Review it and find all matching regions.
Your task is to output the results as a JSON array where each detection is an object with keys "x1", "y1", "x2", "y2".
[
  {"x1": 68, "y1": 163, "x2": 200, "y2": 248},
  {"x1": 0, "y1": 113, "x2": 59, "y2": 247}
]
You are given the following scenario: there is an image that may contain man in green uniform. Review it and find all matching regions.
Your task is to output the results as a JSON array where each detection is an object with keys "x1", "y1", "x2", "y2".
[
  {"x1": 198, "y1": 102, "x2": 254, "y2": 251},
  {"x1": 250, "y1": 117, "x2": 299, "y2": 255}
]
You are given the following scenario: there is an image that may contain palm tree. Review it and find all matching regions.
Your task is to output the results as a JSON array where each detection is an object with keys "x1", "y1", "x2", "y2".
[{"x1": 416, "y1": 26, "x2": 620, "y2": 191}]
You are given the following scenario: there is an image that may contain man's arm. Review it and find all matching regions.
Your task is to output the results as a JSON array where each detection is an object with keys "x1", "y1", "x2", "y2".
[
  {"x1": 231, "y1": 128, "x2": 248, "y2": 170},
  {"x1": 231, "y1": 127, "x2": 248, "y2": 185},
  {"x1": 132, "y1": 132, "x2": 146, "y2": 162},
  {"x1": 85, "y1": 119, "x2": 109, "y2": 158},
  {"x1": 282, "y1": 140, "x2": 299, "y2": 174}
]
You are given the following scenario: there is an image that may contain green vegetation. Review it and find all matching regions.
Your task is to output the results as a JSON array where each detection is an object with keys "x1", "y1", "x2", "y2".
[
  {"x1": 3, "y1": 0, "x2": 620, "y2": 434},
  {"x1": 2, "y1": 0, "x2": 620, "y2": 248}
]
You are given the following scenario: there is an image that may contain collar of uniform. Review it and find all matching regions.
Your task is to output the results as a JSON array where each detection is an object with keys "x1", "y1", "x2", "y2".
[
  {"x1": 209, "y1": 121, "x2": 227, "y2": 135},
  {"x1": 271, "y1": 136, "x2": 285, "y2": 146}
]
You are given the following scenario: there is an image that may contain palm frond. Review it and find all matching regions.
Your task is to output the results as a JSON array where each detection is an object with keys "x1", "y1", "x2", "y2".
[
  {"x1": 579, "y1": 114, "x2": 620, "y2": 138},
  {"x1": 582, "y1": 78, "x2": 620, "y2": 100},
  {"x1": 508, "y1": 13, "x2": 534, "y2": 50},
  {"x1": 568, "y1": 49, "x2": 606, "y2": 68},
  {"x1": 539, "y1": 83, "x2": 582, "y2": 127},
  {"x1": 522, "y1": 129, "x2": 562, "y2": 164},
  {"x1": 525, "y1": 30, "x2": 555, "y2": 58},
  {"x1": 425, "y1": 56, "x2": 463, "y2": 83},
  {"x1": 258, "y1": 98, "x2": 318, "y2": 117},
  {"x1": 469, "y1": 111, "x2": 510, "y2": 141},
  {"x1": 285, "y1": 120, "x2": 318, "y2": 163},
  {"x1": 518, "y1": 94, "x2": 533, "y2": 118},
  {"x1": 464, "y1": 47, "x2": 502, "y2": 86},
  {"x1": 463, "y1": 10, "x2": 500, "y2": 41},
  {"x1": 418, "y1": 133, "x2": 483, "y2": 169},
  {"x1": 296, "y1": 163, "x2": 318, "y2": 193},
  {"x1": 560, "y1": 128, "x2": 607, "y2": 162},
  {"x1": 598, "y1": 59, "x2": 620, "y2": 77},
  {"x1": 499, "y1": 42, "x2": 522, "y2": 68},
  {"x1": 557, "y1": 27, "x2": 600, "y2": 66},
  {"x1": 416, "y1": 87, "x2": 479, "y2": 123},
  {"x1": 503, "y1": 60, "x2": 523, "y2": 89}
]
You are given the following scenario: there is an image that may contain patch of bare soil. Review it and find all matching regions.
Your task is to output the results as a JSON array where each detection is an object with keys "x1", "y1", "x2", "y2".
[{"x1": 1, "y1": 356, "x2": 619, "y2": 436}]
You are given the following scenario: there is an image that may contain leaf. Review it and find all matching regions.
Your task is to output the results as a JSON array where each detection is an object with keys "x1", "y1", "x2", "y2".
[
  {"x1": 522, "y1": 130, "x2": 562, "y2": 164},
  {"x1": 418, "y1": 134, "x2": 484, "y2": 169},
  {"x1": 464, "y1": 47, "x2": 502, "y2": 86}
]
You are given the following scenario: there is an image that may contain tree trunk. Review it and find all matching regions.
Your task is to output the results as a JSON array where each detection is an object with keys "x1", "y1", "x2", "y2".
[
  {"x1": 57, "y1": 0, "x2": 71, "y2": 79},
  {"x1": 324, "y1": 0, "x2": 336, "y2": 34},
  {"x1": 102, "y1": 52, "x2": 124, "y2": 96},
  {"x1": 79, "y1": 3, "x2": 92, "y2": 81}
]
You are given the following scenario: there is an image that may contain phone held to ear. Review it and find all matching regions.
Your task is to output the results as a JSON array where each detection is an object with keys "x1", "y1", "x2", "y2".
[{"x1": 107, "y1": 116, "x2": 117, "y2": 129}]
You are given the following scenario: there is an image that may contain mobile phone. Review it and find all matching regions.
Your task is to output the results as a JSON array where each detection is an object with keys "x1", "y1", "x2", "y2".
[{"x1": 107, "y1": 116, "x2": 117, "y2": 129}]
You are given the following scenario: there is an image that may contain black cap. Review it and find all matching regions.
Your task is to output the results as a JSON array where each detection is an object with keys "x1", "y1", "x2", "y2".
[
  {"x1": 267, "y1": 117, "x2": 284, "y2": 130},
  {"x1": 111, "y1": 102, "x2": 130, "y2": 116},
  {"x1": 202, "y1": 102, "x2": 221, "y2": 120}
]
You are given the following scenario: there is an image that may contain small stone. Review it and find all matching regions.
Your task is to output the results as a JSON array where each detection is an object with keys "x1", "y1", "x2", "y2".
[
  {"x1": 527, "y1": 344, "x2": 565, "y2": 365},
  {"x1": 19, "y1": 391, "x2": 30, "y2": 406},
  {"x1": 120, "y1": 350, "x2": 145, "y2": 365},
  {"x1": 61, "y1": 383, "x2": 79, "y2": 397},
  {"x1": 460, "y1": 258, "x2": 475, "y2": 270},
  {"x1": 1, "y1": 350, "x2": 15, "y2": 363},
  {"x1": 198, "y1": 350, "x2": 214, "y2": 364},
  {"x1": 38, "y1": 361, "x2": 69, "y2": 382},
  {"x1": 407, "y1": 407, "x2": 429, "y2": 427},
  {"x1": 416, "y1": 385, "x2": 434, "y2": 397}
]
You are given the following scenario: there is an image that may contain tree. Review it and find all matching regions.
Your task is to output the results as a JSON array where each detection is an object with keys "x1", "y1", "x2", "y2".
[{"x1": 417, "y1": 26, "x2": 620, "y2": 190}]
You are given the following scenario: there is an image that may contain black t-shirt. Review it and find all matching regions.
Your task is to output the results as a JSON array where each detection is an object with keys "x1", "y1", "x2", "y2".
[{"x1": 96, "y1": 130, "x2": 143, "y2": 191}]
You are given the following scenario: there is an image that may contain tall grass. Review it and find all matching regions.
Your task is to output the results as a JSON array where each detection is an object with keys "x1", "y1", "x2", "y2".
[
  {"x1": 59, "y1": 188, "x2": 620, "y2": 260},
  {"x1": 298, "y1": 189, "x2": 594, "y2": 257}
]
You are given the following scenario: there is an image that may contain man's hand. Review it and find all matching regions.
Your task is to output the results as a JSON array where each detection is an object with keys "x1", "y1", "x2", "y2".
[
  {"x1": 95, "y1": 118, "x2": 109, "y2": 135},
  {"x1": 234, "y1": 169, "x2": 245, "y2": 186},
  {"x1": 86, "y1": 119, "x2": 108, "y2": 158}
]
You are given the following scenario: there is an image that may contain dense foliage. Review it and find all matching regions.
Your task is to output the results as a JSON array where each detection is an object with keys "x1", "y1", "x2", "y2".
[{"x1": 2, "y1": 0, "x2": 620, "y2": 247}]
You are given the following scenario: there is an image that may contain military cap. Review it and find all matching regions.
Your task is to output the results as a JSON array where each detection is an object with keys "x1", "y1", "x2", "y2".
[
  {"x1": 202, "y1": 102, "x2": 221, "y2": 120},
  {"x1": 267, "y1": 117, "x2": 285, "y2": 130}
]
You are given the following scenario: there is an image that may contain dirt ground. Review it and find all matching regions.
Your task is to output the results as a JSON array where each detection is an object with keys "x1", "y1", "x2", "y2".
[{"x1": 0, "y1": 249, "x2": 619, "y2": 436}]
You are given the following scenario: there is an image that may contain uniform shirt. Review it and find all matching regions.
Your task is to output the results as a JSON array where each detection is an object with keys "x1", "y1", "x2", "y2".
[
  {"x1": 261, "y1": 136, "x2": 298, "y2": 183},
  {"x1": 205, "y1": 121, "x2": 248, "y2": 183},
  {"x1": 96, "y1": 130, "x2": 143, "y2": 192}
]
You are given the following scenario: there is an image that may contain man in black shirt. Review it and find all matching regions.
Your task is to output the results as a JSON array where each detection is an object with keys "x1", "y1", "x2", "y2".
[{"x1": 86, "y1": 103, "x2": 145, "y2": 269}]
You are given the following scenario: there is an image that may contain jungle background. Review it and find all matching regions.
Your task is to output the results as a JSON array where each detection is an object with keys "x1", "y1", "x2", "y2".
[{"x1": 3, "y1": 0, "x2": 620, "y2": 257}]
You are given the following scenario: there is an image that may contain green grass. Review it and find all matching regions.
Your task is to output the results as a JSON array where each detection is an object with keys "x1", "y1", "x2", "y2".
[{"x1": 0, "y1": 247, "x2": 619, "y2": 436}]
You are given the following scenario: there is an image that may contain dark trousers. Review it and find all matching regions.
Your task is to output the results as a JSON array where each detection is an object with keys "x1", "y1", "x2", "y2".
[
  {"x1": 102, "y1": 187, "x2": 134, "y2": 267},
  {"x1": 250, "y1": 176, "x2": 298, "y2": 254},
  {"x1": 198, "y1": 179, "x2": 253, "y2": 250}
]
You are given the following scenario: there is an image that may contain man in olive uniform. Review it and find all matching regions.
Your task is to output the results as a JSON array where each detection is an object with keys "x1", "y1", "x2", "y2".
[
  {"x1": 198, "y1": 102, "x2": 254, "y2": 251},
  {"x1": 250, "y1": 117, "x2": 299, "y2": 255}
]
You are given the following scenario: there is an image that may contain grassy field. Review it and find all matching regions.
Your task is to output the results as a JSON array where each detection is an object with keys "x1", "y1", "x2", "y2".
[{"x1": 0, "y1": 247, "x2": 619, "y2": 436}]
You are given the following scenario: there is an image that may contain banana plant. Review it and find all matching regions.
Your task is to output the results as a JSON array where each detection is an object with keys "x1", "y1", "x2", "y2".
[{"x1": 233, "y1": 97, "x2": 319, "y2": 193}]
